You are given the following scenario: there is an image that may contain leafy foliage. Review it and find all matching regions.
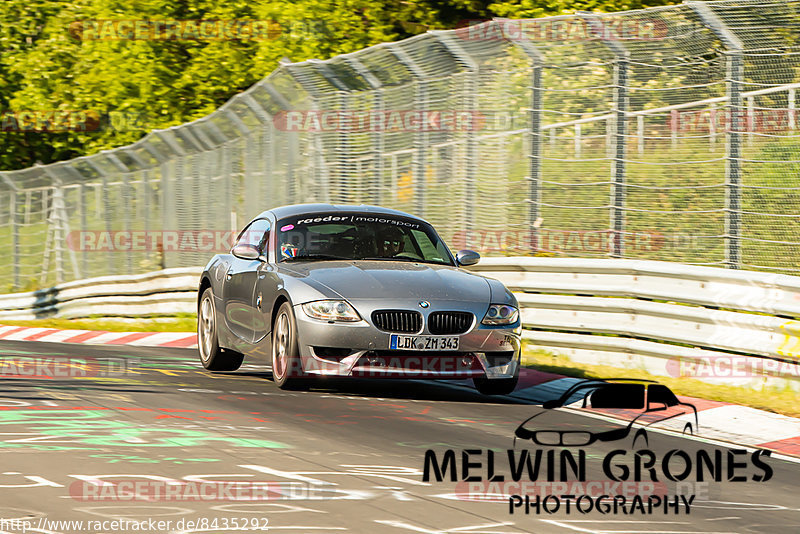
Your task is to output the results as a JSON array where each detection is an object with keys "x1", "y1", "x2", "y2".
[{"x1": 0, "y1": 0, "x2": 682, "y2": 170}]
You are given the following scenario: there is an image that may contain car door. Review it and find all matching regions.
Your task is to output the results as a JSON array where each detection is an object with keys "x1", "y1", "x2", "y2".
[
  {"x1": 223, "y1": 219, "x2": 271, "y2": 343},
  {"x1": 252, "y1": 219, "x2": 281, "y2": 344}
]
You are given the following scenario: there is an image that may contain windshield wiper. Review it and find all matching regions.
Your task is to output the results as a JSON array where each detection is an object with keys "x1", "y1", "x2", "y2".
[
  {"x1": 284, "y1": 254, "x2": 351, "y2": 261},
  {"x1": 357, "y1": 256, "x2": 449, "y2": 265}
]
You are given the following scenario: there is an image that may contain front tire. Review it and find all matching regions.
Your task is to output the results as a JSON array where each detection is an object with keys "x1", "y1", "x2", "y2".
[
  {"x1": 198, "y1": 287, "x2": 244, "y2": 371},
  {"x1": 271, "y1": 302, "x2": 308, "y2": 390}
]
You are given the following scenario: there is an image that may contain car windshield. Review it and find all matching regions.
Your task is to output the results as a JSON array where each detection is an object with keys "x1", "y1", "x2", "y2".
[{"x1": 275, "y1": 212, "x2": 454, "y2": 265}]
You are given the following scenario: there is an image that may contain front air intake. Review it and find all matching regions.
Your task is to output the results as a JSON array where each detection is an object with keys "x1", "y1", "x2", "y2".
[
  {"x1": 371, "y1": 310, "x2": 422, "y2": 333},
  {"x1": 428, "y1": 311, "x2": 473, "y2": 335}
]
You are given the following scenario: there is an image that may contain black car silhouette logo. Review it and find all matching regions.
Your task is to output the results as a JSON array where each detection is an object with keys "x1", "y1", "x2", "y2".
[{"x1": 514, "y1": 379, "x2": 698, "y2": 448}]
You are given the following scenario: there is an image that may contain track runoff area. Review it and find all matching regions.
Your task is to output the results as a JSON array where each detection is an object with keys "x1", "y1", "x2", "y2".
[{"x1": 0, "y1": 338, "x2": 797, "y2": 533}]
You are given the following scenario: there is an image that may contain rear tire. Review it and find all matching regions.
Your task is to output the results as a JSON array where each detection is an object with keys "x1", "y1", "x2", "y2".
[
  {"x1": 271, "y1": 302, "x2": 308, "y2": 390},
  {"x1": 198, "y1": 287, "x2": 244, "y2": 371},
  {"x1": 473, "y1": 373, "x2": 518, "y2": 396}
]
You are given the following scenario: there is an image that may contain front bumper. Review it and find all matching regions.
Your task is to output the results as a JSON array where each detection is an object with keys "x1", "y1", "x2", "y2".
[{"x1": 292, "y1": 299, "x2": 521, "y2": 379}]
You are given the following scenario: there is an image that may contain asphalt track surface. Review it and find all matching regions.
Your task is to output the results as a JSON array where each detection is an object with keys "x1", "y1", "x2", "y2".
[{"x1": 0, "y1": 340, "x2": 798, "y2": 534}]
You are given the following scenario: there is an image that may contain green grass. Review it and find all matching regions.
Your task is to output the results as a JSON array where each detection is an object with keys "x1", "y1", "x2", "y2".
[
  {"x1": 0, "y1": 313, "x2": 196, "y2": 333},
  {"x1": 523, "y1": 344, "x2": 800, "y2": 419}
]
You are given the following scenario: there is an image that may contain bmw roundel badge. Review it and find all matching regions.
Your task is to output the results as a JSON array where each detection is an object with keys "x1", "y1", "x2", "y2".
[{"x1": 418, "y1": 300, "x2": 430, "y2": 308}]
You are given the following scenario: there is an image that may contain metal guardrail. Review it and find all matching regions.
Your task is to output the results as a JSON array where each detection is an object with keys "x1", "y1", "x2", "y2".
[
  {"x1": 0, "y1": 258, "x2": 798, "y2": 389},
  {"x1": 0, "y1": 267, "x2": 201, "y2": 320},
  {"x1": 469, "y1": 257, "x2": 800, "y2": 390}
]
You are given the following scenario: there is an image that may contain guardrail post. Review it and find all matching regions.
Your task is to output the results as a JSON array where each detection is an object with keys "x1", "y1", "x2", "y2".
[
  {"x1": 580, "y1": 12, "x2": 629, "y2": 258},
  {"x1": 689, "y1": 1, "x2": 744, "y2": 269},
  {"x1": 386, "y1": 44, "x2": 428, "y2": 217},
  {"x1": 434, "y1": 32, "x2": 480, "y2": 231}
]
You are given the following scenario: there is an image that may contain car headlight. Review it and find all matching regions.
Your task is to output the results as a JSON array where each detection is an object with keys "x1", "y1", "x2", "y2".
[
  {"x1": 482, "y1": 304, "x2": 518, "y2": 325},
  {"x1": 302, "y1": 300, "x2": 361, "y2": 322}
]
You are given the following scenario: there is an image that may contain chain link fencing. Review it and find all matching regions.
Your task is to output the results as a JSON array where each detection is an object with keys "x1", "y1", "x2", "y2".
[{"x1": 1, "y1": 0, "x2": 799, "y2": 293}]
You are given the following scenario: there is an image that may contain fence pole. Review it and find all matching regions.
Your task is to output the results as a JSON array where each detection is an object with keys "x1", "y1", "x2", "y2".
[
  {"x1": 3, "y1": 175, "x2": 20, "y2": 289},
  {"x1": 346, "y1": 57, "x2": 385, "y2": 205},
  {"x1": 105, "y1": 153, "x2": 133, "y2": 274},
  {"x1": 689, "y1": 1, "x2": 744, "y2": 269},
  {"x1": 311, "y1": 61, "x2": 353, "y2": 204},
  {"x1": 241, "y1": 92, "x2": 276, "y2": 210},
  {"x1": 261, "y1": 82, "x2": 296, "y2": 206},
  {"x1": 143, "y1": 142, "x2": 172, "y2": 269},
  {"x1": 495, "y1": 21, "x2": 545, "y2": 255},
  {"x1": 386, "y1": 44, "x2": 428, "y2": 217},
  {"x1": 434, "y1": 32, "x2": 479, "y2": 230},
  {"x1": 580, "y1": 12, "x2": 629, "y2": 258},
  {"x1": 85, "y1": 159, "x2": 115, "y2": 275}
]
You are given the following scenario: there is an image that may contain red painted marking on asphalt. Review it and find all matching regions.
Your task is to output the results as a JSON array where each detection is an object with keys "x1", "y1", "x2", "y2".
[
  {"x1": 419, "y1": 406, "x2": 431, "y2": 415},
  {"x1": 156, "y1": 414, "x2": 192, "y2": 419},
  {"x1": 159, "y1": 408, "x2": 195, "y2": 412},
  {"x1": 62, "y1": 330, "x2": 109, "y2": 343},
  {"x1": 517, "y1": 369, "x2": 569, "y2": 388},
  {"x1": 103, "y1": 332, "x2": 152, "y2": 345},
  {"x1": 757, "y1": 435, "x2": 800, "y2": 457},
  {"x1": 23, "y1": 329, "x2": 61, "y2": 341},
  {"x1": 115, "y1": 407, "x2": 153, "y2": 411},
  {"x1": 160, "y1": 335, "x2": 199, "y2": 347},
  {"x1": 0, "y1": 327, "x2": 28, "y2": 339}
]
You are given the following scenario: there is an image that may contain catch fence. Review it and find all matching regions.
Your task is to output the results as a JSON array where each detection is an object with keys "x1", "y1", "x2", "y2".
[{"x1": 1, "y1": 0, "x2": 799, "y2": 292}]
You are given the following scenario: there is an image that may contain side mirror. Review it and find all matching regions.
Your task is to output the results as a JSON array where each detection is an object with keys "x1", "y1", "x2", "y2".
[
  {"x1": 456, "y1": 249, "x2": 480, "y2": 266},
  {"x1": 231, "y1": 244, "x2": 261, "y2": 261},
  {"x1": 542, "y1": 399, "x2": 560, "y2": 410}
]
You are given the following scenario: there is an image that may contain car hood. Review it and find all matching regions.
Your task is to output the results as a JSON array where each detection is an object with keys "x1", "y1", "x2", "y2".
[{"x1": 280, "y1": 261, "x2": 491, "y2": 302}]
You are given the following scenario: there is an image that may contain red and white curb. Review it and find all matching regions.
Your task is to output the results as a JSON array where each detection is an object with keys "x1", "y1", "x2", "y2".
[{"x1": 0, "y1": 324, "x2": 197, "y2": 348}]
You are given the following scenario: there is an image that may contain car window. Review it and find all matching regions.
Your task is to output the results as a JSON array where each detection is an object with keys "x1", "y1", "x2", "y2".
[
  {"x1": 235, "y1": 219, "x2": 271, "y2": 252},
  {"x1": 275, "y1": 213, "x2": 454, "y2": 264},
  {"x1": 647, "y1": 384, "x2": 680, "y2": 408},
  {"x1": 588, "y1": 384, "x2": 645, "y2": 409}
]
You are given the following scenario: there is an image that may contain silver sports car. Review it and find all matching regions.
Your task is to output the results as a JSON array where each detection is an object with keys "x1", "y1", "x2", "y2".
[{"x1": 197, "y1": 204, "x2": 522, "y2": 395}]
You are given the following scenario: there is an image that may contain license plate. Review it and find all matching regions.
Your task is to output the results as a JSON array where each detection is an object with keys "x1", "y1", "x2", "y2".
[{"x1": 389, "y1": 334, "x2": 459, "y2": 351}]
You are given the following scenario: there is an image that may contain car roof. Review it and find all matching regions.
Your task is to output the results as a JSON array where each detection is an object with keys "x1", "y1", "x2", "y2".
[{"x1": 255, "y1": 203, "x2": 426, "y2": 223}]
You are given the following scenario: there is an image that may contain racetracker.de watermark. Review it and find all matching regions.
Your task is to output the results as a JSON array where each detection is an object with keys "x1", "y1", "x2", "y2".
[
  {"x1": 0, "y1": 357, "x2": 130, "y2": 378},
  {"x1": 1, "y1": 110, "x2": 149, "y2": 133},
  {"x1": 456, "y1": 17, "x2": 672, "y2": 42},
  {"x1": 450, "y1": 229, "x2": 681, "y2": 255},
  {"x1": 68, "y1": 19, "x2": 282, "y2": 41},
  {"x1": 69, "y1": 480, "x2": 333, "y2": 501},
  {"x1": 666, "y1": 355, "x2": 800, "y2": 379},
  {"x1": 273, "y1": 110, "x2": 487, "y2": 132},
  {"x1": 67, "y1": 230, "x2": 238, "y2": 253}
]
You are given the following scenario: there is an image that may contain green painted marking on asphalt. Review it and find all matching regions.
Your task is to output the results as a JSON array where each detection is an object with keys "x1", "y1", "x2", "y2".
[
  {"x1": 0, "y1": 409, "x2": 287, "y2": 449},
  {"x1": 88, "y1": 453, "x2": 221, "y2": 464}
]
